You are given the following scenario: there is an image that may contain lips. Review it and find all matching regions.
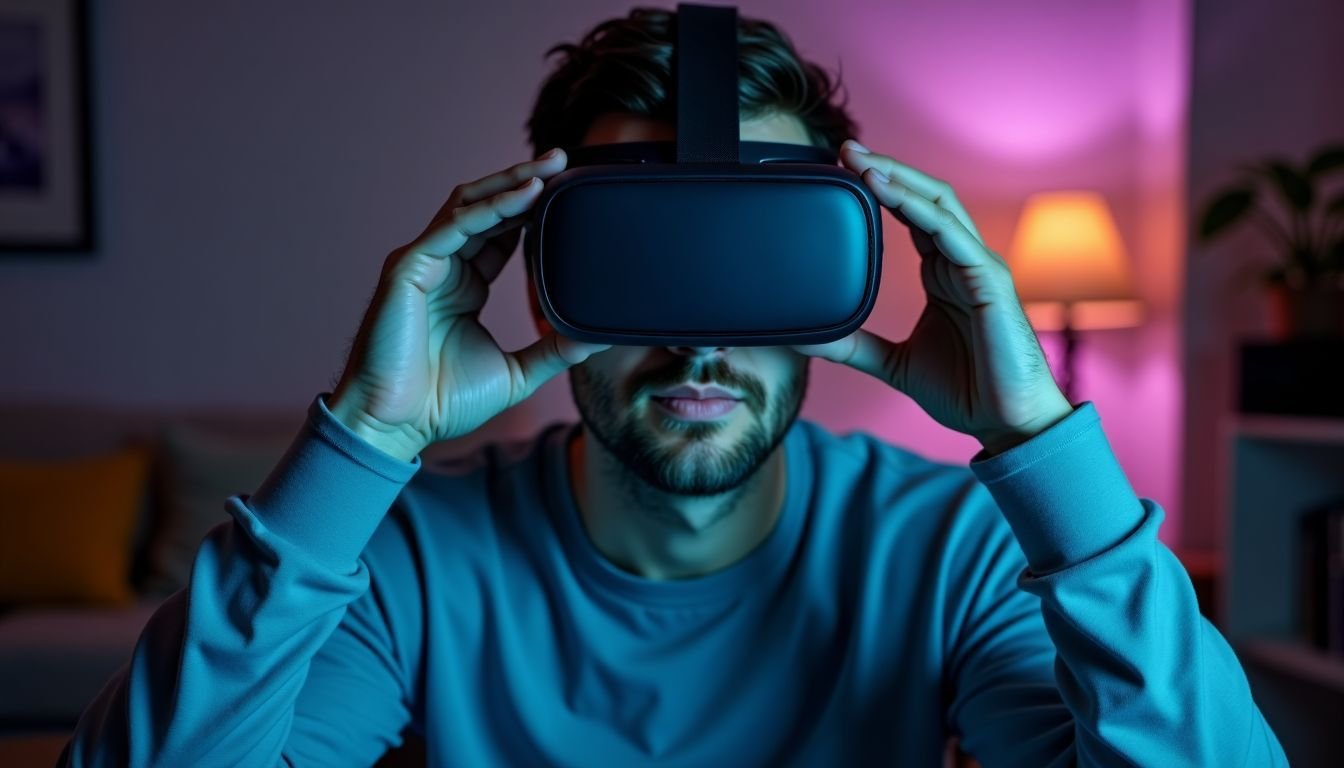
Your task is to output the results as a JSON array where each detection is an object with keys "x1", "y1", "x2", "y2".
[
  {"x1": 649, "y1": 384, "x2": 741, "y2": 400},
  {"x1": 652, "y1": 396, "x2": 740, "y2": 420}
]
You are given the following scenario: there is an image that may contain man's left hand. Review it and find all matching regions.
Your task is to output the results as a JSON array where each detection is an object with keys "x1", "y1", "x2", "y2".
[{"x1": 791, "y1": 140, "x2": 1073, "y2": 457}]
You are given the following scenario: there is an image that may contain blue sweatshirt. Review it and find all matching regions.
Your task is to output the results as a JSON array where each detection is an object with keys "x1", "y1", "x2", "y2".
[{"x1": 63, "y1": 394, "x2": 1286, "y2": 766}]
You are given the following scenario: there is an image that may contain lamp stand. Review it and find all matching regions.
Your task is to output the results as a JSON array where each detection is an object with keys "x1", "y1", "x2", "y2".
[{"x1": 1059, "y1": 304, "x2": 1078, "y2": 404}]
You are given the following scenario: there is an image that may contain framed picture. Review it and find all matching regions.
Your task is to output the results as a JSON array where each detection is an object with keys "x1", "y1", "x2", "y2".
[{"x1": 0, "y1": 0, "x2": 91, "y2": 252}]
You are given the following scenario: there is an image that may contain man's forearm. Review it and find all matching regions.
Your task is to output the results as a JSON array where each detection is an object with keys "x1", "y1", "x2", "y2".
[
  {"x1": 62, "y1": 395, "x2": 419, "y2": 766},
  {"x1": 964, "y1": 403, "x2": 1288, "y2": 766}
]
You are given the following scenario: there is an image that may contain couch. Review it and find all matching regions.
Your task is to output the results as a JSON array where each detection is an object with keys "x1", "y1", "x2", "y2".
[{"x1": 0, "y1": 398, "x2": 481, "y2": 766}]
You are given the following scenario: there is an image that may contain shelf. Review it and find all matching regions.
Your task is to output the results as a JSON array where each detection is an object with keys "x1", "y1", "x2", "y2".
[
  {"x1": 1228, "y1": 414, "x2": 1344, "y2": 445},
  {"x1": 1240, "y1": 638, "x2": 1344, "y2": 695}
]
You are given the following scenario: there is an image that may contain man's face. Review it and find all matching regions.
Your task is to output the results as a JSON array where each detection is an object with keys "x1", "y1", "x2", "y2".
[{"x1": 542, "y1": 112, "x2": 816, "y2": 497}]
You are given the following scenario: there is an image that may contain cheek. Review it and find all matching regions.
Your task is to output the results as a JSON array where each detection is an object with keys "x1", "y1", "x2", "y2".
[
  {"x1": 575, "y1": 347, "x2": 644, "y2": 400},
  {"x1": 591, "y1": 347, "x2": 644, "y2": 380},
  {"x1": 772, "y1": 357, "x2": 811, "y2": 411},
  {"x1": 760, "y1": 351, "x2": 809, "y2": 389}
]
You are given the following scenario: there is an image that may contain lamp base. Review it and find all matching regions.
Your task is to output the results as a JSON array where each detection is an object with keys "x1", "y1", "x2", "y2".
[{"x1": 1059, "y1": 321, "x2": 1078, "y2": 404}]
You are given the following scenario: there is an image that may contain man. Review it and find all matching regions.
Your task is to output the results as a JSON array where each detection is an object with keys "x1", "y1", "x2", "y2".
[{"x1": 64, "y1": 7, "x2": 1286, "y2": 766}]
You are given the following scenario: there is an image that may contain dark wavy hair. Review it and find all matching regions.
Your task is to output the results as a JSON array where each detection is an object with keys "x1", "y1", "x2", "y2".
[{"x1": 523, "y1": 6, "x2": 860, "y2": 156}]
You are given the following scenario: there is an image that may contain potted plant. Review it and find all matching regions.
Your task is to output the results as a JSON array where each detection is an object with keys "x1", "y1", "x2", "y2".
[{"x1": 1199, "y1": 142, "x2": 1344, "y2": 338}]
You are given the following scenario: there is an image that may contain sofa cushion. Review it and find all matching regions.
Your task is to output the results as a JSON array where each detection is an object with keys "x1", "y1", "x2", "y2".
[
  {"x1": 144, "y1": 423, "x2": 291, "y2": 595},
  {"x1": 0, "y1": 401, "x2": 307, "y2": 594},
  {"x1": 0, "y1": 597, "x2": 164, "y2": 726},
  {"x1": 0, "y1": 449, "x2": 151, "y2": 607}
]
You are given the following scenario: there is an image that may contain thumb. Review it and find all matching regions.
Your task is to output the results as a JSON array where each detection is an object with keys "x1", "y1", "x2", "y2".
[
  {"x1": 505, "y1": 332, "x2": 611, "y2": 406},
  {"x1": 794, "y1": 328, "x2": 909, "y2": 393}
]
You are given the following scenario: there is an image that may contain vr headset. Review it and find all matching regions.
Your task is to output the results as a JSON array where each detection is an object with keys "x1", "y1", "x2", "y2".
[{"x1": 525, "y1": 3, "x2": 884, "y2": 347}]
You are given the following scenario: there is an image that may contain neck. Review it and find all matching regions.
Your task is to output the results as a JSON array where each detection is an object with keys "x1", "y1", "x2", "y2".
[{"x1": 567, "y1": 427, "x2": 788, "y2": 580}]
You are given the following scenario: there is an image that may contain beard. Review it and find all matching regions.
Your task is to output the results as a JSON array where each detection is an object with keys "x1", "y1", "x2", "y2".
[{"x1": 570, "y1": 354, "x2": 808, "y2": 497}]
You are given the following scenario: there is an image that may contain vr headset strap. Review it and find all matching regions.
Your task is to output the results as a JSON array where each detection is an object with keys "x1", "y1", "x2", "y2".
[{"x1": 674, "y1": 4, "x2": 740, "y2": 164}]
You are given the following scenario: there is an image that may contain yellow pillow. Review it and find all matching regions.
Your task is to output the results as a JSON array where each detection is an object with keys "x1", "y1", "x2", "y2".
[{"x1": 0, "y1": 448, "x2": 151, "y2": 606}]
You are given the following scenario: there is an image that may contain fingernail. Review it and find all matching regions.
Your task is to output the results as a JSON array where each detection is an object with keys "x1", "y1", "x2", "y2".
[
  {"x1": 847, "y1": 140, "x2": 871, "y2": 154},
  {"x1": 541, "y1": 147, "x2": 560, "y2": 160}
]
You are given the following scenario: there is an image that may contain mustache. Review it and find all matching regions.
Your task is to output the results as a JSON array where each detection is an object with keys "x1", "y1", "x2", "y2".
[{"x1": 626, "y1": 357, "x2": 768, "y2": 412}]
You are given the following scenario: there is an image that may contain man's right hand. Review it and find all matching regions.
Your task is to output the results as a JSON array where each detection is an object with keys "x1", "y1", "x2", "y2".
[{"x1": 327, "y1": 148, "x2": 610, "y2": 462}]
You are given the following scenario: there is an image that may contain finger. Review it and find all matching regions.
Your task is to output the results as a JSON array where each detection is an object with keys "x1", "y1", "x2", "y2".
[
  {"x1": 841, "y1": 141, "x2": 984, "y2": 243},
  {"x1": 932, "y1": 259, "x2": 977, "y2": 343},
  {"x1": 435, "y1": 149, "x2": 568, "y2": 219},
  {"x1": 791, "y1": 328, "x2": 909, "y2": 392},
  {"x1": 453, "y1": 207, "x2": 534, "y2": 272},
  {"x1": 863, "y1": 169, "x2": 992, "y2": 270},
  {"x1": 505, "y1": 332, "x2": 611, "y2": 407},
  {"x1": 895, "y1": 206, "x2": 941, "y2": 260},
  {"x1": 920, "y1": 245, "x2": 957, "y2": 306},
  {"x1": 467, "y1": 227, "x2": 524, "y2": 285},
  {"x1": 922, "y1": 252, "x2": 976, "y2": 328},
  {"x1": 932, "y1": 255, "x2": 968, "y2": 310},
  {"x1": 414, "y1": 176, "x2": 541, "y2": 259}
]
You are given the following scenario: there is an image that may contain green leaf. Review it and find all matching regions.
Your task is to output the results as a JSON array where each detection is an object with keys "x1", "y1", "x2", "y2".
[
  {"x1": 1307, "y1": 144, "x2": 1344, "y2": 175},
  {"x1": 1199, "y1": 187, "x2": 1256, "y2": 239},
  {"x1": 1264, "y1": 161, "x2": 1313, "y2": 210}
]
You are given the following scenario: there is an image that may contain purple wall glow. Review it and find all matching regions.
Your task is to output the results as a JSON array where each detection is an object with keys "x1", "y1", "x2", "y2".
[
  {"x1": 863, "y1": 3, "x2": 1135, "y2": 162},
  {"x1": 0, "y1": 0, "x2": 1189, "y2": 541},
  {"x1": 792, "y1": 0, "x2": 1189, "y2": 542}
]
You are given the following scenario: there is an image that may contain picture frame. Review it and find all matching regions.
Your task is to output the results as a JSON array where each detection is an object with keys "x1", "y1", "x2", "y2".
[{"x1": 0, "y1": 0, "x2": 92, "y2": 252}]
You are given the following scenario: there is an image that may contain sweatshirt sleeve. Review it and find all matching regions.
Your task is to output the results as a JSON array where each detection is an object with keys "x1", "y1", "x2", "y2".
[
  {"x1": 949, "y1": 401, "x2": 1287, "y2": 767},
  {"x1": 60, "y1": 394, "x2": 421, "y2": 767}
]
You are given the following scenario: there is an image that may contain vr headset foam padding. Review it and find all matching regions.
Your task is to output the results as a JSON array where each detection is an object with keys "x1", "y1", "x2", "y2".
[{"x1": 525, "y1": 3, "x2": 884, "y2": 346}]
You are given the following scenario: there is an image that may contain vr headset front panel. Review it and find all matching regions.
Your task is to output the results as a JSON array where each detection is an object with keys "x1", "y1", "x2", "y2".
[{"x1": 530, "y1": 166, "x2": 882, "y2": 346}]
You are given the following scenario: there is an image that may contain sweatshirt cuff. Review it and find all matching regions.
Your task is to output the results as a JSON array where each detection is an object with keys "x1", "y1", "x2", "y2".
[
  {"x1": 969, "y1": 401, "x2": 1146, "y2": 575},
  {"x1": 245, "y1": 393, "x2": 421, "y2": 571}
]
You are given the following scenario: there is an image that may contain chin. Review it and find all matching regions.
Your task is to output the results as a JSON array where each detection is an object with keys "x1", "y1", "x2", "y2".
[{"x1": 644, "y1": 404, "x2": 740, "y2": 441}]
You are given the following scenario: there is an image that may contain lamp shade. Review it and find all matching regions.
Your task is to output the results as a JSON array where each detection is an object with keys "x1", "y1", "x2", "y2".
[{"x1": 1008, "y1": 191, "x2": 1142, "y2": 331}]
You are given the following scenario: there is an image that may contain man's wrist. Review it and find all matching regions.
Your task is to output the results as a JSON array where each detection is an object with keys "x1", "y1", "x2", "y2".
[
  {"x1": 325, "y1": 391, "x2": 425, "y2": 463},
  {"x1": 970, "y1": 401, "x2": 1145, "y2": 574},
  {"x1": 976, "y1": 396, "x2": 1075, "y2": 457}
]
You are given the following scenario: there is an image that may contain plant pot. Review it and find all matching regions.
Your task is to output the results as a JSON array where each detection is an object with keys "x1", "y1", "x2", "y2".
[{"x1": 1266, "y1": 280, "x2": 1344, "y2": 340}]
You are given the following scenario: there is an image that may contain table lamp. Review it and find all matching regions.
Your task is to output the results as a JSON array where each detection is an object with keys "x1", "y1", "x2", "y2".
[{"x1": 1007, "y1": 191, "x2": 1143, "y2": 402}]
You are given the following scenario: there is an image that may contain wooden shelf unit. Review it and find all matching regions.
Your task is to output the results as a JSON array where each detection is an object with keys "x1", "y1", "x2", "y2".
[{"x1": 1220, "y1": 412, "x2": 1344, "y2": 766}]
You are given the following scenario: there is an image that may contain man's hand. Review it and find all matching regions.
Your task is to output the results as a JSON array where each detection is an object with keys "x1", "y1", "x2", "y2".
[
  {"x1": 792, "y1": 140, "x2": 1073, "y2": 456},
  {"x1": 328, "y1": 148, "x2": 611, "y2": 461}
]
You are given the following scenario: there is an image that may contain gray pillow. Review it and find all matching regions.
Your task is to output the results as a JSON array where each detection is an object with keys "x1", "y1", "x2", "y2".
[{"x1": 145, "y1": 423, "x2": 291, "y2": 594}]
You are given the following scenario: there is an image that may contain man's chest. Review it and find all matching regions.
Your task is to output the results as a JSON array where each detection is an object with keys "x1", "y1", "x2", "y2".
[{"x1": 408, "y1": 571, "x2": 949, "y2": 766}]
